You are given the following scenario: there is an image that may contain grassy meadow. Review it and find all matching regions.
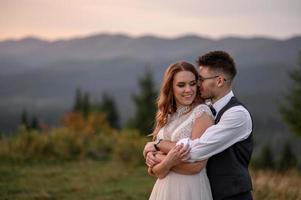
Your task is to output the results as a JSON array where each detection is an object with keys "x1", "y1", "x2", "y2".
[
  {"x1": 0, "y1": 112, "x2": 300, "y2": 200},
  {"x1": 0, "y1": 159, "x2": 154, "y2": 200},
  {"x1": 0, "y1": 158, "x2": 301, "y2": 200}
]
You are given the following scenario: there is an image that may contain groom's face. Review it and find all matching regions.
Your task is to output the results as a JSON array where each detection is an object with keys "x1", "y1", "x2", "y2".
[{"x1": 198, "y1": 66, "x2": 217, "y2": 99}]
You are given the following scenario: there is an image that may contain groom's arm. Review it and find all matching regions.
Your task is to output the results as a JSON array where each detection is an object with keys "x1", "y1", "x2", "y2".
[
  {"x1": 146, "y1": 113, "x2": 213, "y2": 175},
  {"x1": 178, "y1": 107, "x2": 252, "y2": 161},
  {"x1": 144, "y1": 113, "x2": 213, "y2": 157},
  {"x1": 171, "y1": 114, "x2": 212, "y2": 174}
]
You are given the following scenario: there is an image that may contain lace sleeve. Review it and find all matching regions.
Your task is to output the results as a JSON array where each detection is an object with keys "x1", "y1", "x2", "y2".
[
  {"x1": 157, "y1": 127, "x2": 164, "y2": 140},
  {"x1": 192, "y1": 104, "x2": 214, "y2": 122}
]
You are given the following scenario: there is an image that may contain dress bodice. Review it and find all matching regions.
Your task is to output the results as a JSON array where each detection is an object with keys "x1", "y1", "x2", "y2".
[
  {"x1": 149, "y1": 103, "x2": 214, "y2": 200},
  {"x1": 157, "y1": 104, "x2": 213, "y2": 142}
]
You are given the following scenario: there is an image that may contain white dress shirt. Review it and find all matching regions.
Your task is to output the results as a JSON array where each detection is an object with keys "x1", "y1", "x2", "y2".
[{"x1": 176, "y1": 91, "x2": 252, "y2": 161}]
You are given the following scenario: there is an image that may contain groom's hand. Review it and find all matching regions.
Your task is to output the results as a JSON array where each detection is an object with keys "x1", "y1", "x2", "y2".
[{"x1": 164, "y1": 144, "x2": 190, "y2": 167}]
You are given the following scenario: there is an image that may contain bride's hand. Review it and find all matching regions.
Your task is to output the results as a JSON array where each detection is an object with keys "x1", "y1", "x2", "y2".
[
  {"x1": 146, "y1": 151, "x2": 161, "y2": 167},
  {"x1": 154, "y1": 151, "x2": 166, "y2": 162},
  {"x1": 163, "y1": 144, "x2": 190, "y2": 168}
]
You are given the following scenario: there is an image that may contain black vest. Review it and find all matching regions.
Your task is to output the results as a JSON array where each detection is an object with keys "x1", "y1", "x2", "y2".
[{"x1": 207, "y1": 97, "x2": 253, "y2": 200}]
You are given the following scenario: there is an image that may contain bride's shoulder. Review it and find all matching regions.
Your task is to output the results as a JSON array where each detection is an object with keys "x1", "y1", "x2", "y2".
[{"x1": 192, "y1": 104, "x2": 213, "y2": 117}]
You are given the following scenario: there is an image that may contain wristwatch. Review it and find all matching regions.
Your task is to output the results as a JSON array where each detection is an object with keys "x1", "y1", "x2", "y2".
[{"x1": 154, "y1": 139, "x2": 163, "y2": 151}]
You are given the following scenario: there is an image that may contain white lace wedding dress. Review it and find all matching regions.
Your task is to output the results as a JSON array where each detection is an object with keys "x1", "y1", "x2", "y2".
[{"x1": 149, "y1": 104, "x2": 213, "y2": 200}]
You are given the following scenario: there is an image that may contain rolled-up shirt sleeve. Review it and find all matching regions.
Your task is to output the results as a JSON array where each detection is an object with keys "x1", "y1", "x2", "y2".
[{"x1": 177, "y1": 106, "x2": 252, "y2": 162}]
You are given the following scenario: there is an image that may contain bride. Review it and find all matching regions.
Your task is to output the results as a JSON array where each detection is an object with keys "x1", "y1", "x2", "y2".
[{"x1": 147, "y1": 61, "x2": 214, "y2": 200}]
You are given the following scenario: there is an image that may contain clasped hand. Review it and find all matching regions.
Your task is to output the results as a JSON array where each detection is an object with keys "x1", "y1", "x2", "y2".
[{"x1": 145, "y1": 143, "x2": 190, "y2": 168}]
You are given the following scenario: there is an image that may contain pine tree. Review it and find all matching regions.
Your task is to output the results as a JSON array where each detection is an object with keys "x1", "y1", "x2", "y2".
[
  {"x1": 21, "y1": 109, "x2": 30, "y2": 130},
  {"x1": 129, "y1": 70, "x2": 157, "y2": 135},
  {"x1": 277, "y1": 142, "x2": 297, "y2": 171},
  {"x1": 73, "y1": 88, "x2": 83, "y2": 112},
  {"x1": 98, "y1": 92, "x2": 120, "y2": 129},
  {"x1": 82, "y1": 92, "x2": 91, "y2": 118},
  {"x1": 280, "y1": 52, "x2": 301, "y2": 136},
  {"x1": 253, "y1": 144, "x2": 275, "y2": 170},
  {"x1": 30, "y1": 116, "x2": 39, "y2": 130}
]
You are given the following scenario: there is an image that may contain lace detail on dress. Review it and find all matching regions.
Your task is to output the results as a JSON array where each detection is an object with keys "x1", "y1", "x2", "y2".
[
  {"x1": 192, "y1": 104, "x2": 214, "y2": 123},
  {"x1": 176, "y1": 106, "x2": 190, "y2": 117},
  {"x1": 158, "y1": 104, "x2": 213, "y2": 142},
  {"x1": 171, "y1": 121, "x2": 193, "y2": 141}
]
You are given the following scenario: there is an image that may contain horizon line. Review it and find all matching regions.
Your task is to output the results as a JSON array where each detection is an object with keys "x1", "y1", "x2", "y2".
[{"x1": 0, "y1": 31, "x2": 300, "y2": 42}]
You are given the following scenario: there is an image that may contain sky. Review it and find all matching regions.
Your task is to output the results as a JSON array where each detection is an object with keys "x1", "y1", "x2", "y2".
[{"x1": 0, "y1": 0, "x2": 300, "y2": 41}]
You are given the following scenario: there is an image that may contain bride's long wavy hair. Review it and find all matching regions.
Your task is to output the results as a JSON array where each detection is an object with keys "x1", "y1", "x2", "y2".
[{"x1": 152, "y1": 61, "x2": 203, "y2": 139}]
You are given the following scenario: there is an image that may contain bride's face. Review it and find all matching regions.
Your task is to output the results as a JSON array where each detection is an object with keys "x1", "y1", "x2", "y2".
[{"x1": 172, "y1": 71, "x2": 197, "y2": 107}]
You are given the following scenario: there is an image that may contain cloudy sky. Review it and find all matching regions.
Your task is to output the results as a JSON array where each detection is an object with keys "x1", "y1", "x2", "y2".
[{"x1": 0, "y1": 0, "x2": 300, "y2": 40}]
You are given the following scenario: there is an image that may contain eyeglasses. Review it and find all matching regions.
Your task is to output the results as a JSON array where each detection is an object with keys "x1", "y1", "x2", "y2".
[
  {"x1": 198, "y1": 75, "x2": 227, "y2": 82},
  {"x1": 198, "y1": 75, "x2": 219, "y2": 81}
]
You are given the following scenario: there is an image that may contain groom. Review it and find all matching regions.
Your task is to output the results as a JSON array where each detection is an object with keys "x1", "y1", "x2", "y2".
[{"x1": 144, "y1": 51, "x2": 253, "y2": 200}]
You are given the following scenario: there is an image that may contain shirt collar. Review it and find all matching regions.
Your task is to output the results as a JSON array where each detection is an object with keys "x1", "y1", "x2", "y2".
[{"x1": 213, "y1": 90, "x2": 234, "y2": 115}]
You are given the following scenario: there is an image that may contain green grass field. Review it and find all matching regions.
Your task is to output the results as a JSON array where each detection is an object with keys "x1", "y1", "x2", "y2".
[
  {"x1": 0, "y1": 159, "x2": 154, "y2": 200},
  {"x1": 1, "y1": 159, "x2": 300, "y2": 200}
]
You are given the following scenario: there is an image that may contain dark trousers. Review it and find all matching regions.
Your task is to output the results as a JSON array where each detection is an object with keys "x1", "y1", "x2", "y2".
[{"x1": 222, "y1": 191, "x2": 252, "y2": 200}]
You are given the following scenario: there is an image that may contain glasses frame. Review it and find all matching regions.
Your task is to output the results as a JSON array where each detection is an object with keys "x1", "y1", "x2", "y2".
[{"x1": 198, "y1": 75, "x2": 228, "y2": 82}]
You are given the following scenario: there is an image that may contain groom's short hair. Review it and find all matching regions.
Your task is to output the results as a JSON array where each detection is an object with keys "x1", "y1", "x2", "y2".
[{"x1": 197, "y1": 51, "x2": 237, "y2": 80}]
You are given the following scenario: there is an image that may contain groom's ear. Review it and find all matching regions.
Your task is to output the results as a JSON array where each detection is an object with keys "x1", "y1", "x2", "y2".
[{"x1": 216, "y1": 76, "x2": 224, "y2": 87}]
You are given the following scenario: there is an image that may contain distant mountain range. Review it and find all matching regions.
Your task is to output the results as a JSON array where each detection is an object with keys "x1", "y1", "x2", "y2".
[
  {"x1": 1, "y1": 33, "x2": 301, "y2": 152},
  {"x1": 1, "y1": 34, "x2": 300, "y2": 68}
]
